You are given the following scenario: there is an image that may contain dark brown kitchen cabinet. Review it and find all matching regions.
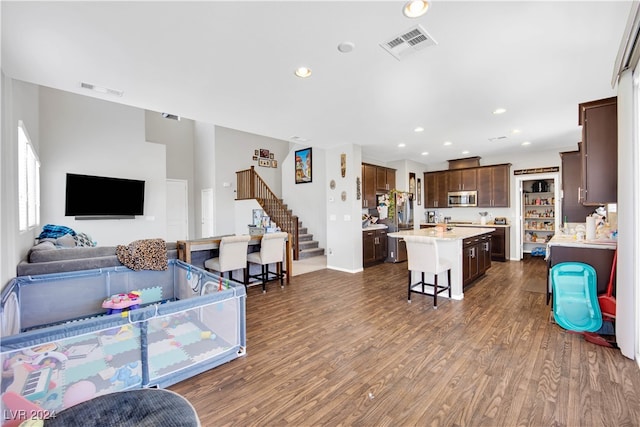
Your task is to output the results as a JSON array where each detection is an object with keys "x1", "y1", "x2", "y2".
[
  {"x1": 448, "y1": 168, "x2": 477, "y2": 192},
  {"x1": 462, "y1": 232, "x2": 492, "y2": 287},
  {"x1": 376, "y1": 166, "x2": 396, "y2": 192},
  {"x1": 362, "y1": 163, "x2": 377, "y2": 208},
  {"x1": 363, "y1": 229, "x2": 387, "y2": 267},
  {"x1": 489, "y1": 227, "x2": 510, "y2": 261},
  {"x1": 579, "y1": 97, "x2": 617, "y2": 205},
  {"x1": 424, "y1": 171, "x2": 448, "y2": 208},
  {"x1": 477, "y1": 164, "x2": 511, "y2": 207},
  {"x1": 561, "y1": 149, "x2": 593, "y2": 222}
]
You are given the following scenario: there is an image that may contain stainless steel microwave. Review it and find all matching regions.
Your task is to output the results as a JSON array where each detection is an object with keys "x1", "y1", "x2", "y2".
[{"x1": 448, "y1": 191, "x2": 477, "y2": 207}]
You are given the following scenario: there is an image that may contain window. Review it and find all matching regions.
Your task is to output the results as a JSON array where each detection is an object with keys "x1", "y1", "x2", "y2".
[{"x1": 18, "y1": 121, "x2": 40, "y2": 231}]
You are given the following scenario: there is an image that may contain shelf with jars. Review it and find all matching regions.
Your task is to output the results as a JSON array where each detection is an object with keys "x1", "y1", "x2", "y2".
[{"x1": 522, "y1": 191, "x2": 556, "y2": 254}]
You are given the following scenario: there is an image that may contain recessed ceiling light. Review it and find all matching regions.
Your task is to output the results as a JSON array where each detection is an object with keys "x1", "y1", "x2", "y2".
[
  {"x1": 443, "y1": 141, "x2": 452, "y2": 146},
  {"x1": 521, "y1": 141, "x2": 531, "y2": 146},
  {"x1": 294, "y1": 67, "x2": 312, "y2": 78},
  {"x1": 337, "y1": 42, "x2": 355, "y2": 53},
  {"x1": 512, "y1": 129, "x2": 521, "y2": 134},
  {"x1": 421, "y1": 151, "x2": 429, "y2": 156},
  {"x1": 403, "y1": 0, "x2": 429, "y2": 18},
  {"x1": 398, "y1": 143, "x2": 406, "y2": 148},
  {"x1": 414, "y1": 126, "x2": 424, "y2": 133},
  {"x1": 290, "y1": 136, "x2": 308, "y2": 142},
  {"x1": 462, "y1": 150, "x2": 470, "y2": 155},
  {"x1": 493, "y1": 108, "x2": 507, "y2": 115}
]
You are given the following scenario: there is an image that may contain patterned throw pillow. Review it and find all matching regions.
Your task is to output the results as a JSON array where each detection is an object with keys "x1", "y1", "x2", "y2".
[{"x1": 74, "y1": 232, "x2": 96, "y2": 247}]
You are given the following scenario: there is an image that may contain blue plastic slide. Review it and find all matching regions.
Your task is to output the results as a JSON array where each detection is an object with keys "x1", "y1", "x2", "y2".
[{"x1": 551, "y1": 262, "x2": 602, "y2": 332}]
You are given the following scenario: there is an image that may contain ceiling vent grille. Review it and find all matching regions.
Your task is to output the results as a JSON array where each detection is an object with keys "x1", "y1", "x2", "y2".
[
  {"x1": 80, "y1": 82, "x2": 123, "y2": 97},
  {"x1": 380, "y1": 25, "x2": 437, "y2": 61}
]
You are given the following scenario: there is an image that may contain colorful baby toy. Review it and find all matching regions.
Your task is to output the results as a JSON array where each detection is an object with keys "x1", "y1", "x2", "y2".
[{"x1": 102, "y1": 292, "x2": 141, "y2": 315}]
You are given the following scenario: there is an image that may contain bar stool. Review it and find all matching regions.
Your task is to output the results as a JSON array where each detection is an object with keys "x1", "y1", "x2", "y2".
[
  {"x1": 204, "y1": 235, "x2": 251, "y2": 286},
  {"x1": 403, "y1": 235, "x2": 452, "y2": 309},
  {"x1": 247, "y1": 232, "x2": 288, "y2": 292}
]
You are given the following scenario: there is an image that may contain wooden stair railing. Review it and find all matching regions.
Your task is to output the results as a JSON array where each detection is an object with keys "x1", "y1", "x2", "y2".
[{"x1": 236, "y1": 166, "x2": 300, "y2": 260}]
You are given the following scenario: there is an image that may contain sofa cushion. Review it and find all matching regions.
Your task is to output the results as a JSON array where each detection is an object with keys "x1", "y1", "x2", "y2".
[{"x1": 29, "y1": 246, "x2": 118, "y2": 263}]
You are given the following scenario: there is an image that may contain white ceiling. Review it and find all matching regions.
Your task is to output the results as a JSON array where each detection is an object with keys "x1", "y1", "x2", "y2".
[{"x1": 1, "y1": 1, "x2": 632, "y2": 166}]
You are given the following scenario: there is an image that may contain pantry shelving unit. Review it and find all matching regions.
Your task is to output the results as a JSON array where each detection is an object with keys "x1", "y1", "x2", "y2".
[{"x1": 519, "y1": 176, "x2": 561, "y2": 257}]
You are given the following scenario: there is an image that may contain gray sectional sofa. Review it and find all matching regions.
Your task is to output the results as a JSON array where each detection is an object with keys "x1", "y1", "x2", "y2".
[{"x1": 17, "y1": 241, "x2": 178, "y2": 276}]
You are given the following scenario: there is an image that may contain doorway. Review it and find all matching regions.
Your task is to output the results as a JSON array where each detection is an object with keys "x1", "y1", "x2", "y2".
[
  {"x1": 515, "y1": 172, "x2": 560, "y2": 260},
  {"x1": 166, "y1": 179, "x2": 189, "y2": 241}
]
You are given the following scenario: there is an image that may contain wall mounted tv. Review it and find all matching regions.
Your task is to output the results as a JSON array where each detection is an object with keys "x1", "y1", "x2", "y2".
[{"x1": 65, "y1": 173, "x2": 145, "y2": 219}]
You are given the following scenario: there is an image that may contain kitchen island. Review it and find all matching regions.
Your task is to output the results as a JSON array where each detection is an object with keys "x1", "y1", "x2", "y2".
[{"x1": 388, "y1": 227, "x2": 495, "y2": 300}]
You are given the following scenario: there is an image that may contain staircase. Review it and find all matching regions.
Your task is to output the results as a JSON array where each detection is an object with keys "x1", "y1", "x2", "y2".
[
  {"x1": 297, "y1": 221, "x2": 324, "y2": 259},
  {"x1": 236, "y1": 166, "x2": 324, "y2": 261}
]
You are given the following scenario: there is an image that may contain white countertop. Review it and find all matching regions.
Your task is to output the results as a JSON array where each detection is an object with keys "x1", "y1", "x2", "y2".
[
  {"x1": 547, "y1": 234, "x2": 617, "y2": 250},
  {"x1": 362, "y1": 224, "x2": 388, "y2": 231},
  {"x1": 420, "y1": 222, "x2": 511, "y2": 228},
  {"x1": 388, "y1": 226, "x2": 495, "y2": 241}
]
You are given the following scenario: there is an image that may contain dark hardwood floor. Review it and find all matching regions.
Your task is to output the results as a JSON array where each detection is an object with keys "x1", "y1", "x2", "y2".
[{"x1": 170, "y1": 257, "x2": 640, "y2": 426}]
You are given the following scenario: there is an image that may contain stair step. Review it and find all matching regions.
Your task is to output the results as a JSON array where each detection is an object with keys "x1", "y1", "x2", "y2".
[
  {"x1": 298, "y1": 227, "x2": 308, "y2": 235},
  {"x1": 298, "y1": 247, "x2": 325, "y2": 259},
  {"x1": 299, "y1": 240, "x2": 319, "y2": 250},
  {"x1": 298, "y1": 233, "x2": 313, "y2": 242}
]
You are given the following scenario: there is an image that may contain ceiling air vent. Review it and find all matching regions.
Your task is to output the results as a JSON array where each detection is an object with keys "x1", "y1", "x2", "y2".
[
  {"x1": 161, "y1": 113, "x2": 181, "y2": 121},
  {"x1": 80, "y1": 82, "x2": 123, "y2": 97},
  {"x1": 380, "y1": 25, "x2": 437, "y2": 61}
]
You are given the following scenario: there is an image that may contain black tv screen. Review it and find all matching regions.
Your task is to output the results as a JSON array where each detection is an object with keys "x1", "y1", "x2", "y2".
[{"x1": 65, "y1": 173, "x2": 145, "y2": 218}]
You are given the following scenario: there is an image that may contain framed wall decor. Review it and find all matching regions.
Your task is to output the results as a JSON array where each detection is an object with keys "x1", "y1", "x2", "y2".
[
  {"x1": 295, "y1": 147, "x2": 312, "y2": 184},
  {"x1": 259, "y1": 159, "x2": 270, "y2": 167},
  {"x1": 271, "y1": 160, "x2": 277, "y2": 168},
  {"x1": 259, "y1": 148, "x2": 270, "y2": 159}
]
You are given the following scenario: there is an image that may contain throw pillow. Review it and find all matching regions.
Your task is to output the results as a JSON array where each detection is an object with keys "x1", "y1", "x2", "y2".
[
  {"x1": 74, "y1": 232, "x2": 96, "y2": 247},
  {"x1": 55, "y1": 233, "x2": 77, "y2": 248}
]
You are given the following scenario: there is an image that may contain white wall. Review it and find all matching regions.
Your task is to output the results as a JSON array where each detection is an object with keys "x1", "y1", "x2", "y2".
[
  {"x1": 1, "y1": 77, "x2": 40, "y2": 288},
  {"x1": 281, "y1": 144, "x2": 327, "y2": 253},
  {"x1": 213, "y1": 126, "x2": 290, "y2": 235},
  {"x1": 39, "y1": 87, "x2": 167, "y2": 245},
  {"x1": 193, "y1": 121, "x2": 216, "y2": 238},
  {"x1": 145, "y1": 111, "x2": 196, "y2": 239},
  {"x1": 324, "y1": 144, "x2": 361, "y2": 272},
  {"x1": 615, "y1": 70, "x2": 636, "y2": 360}
]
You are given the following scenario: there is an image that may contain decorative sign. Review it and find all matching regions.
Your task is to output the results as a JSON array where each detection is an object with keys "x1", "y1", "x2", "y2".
[{"x1": 514, "y1": 167, "x2": 559, "y2": 175}]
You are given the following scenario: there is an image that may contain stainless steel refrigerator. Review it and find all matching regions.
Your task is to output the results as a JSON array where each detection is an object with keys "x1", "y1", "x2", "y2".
[{"x1": 385, "y1": 191, "x2": 413, "y2": 263}]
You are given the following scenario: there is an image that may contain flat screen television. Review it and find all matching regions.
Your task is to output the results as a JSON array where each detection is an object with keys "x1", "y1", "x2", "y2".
[{"x1": 65, "y1": 173, "x2": 145, "y2": 219}]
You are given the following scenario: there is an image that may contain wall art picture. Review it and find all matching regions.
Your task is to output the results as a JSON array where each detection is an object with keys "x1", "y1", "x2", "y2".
[
  {"x1": 295, "y1": 147, "x2": 312, "y2": 184},
  {"x1": 271, "y1": 160, "x2": 278, "y2": 168},
  {"x1": 259, "y1": 148, "x2": 270, "y2": 159},
  {"x1": 259, "y1": 159, "x2": 270, "y2": 167}
]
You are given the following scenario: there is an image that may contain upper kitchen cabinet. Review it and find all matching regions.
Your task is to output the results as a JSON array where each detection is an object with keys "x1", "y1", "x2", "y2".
[
  {"x1": 424, "y1": 171, "x2": 449, "y2": 208},
  {"x1": 362, "y1": 163, "x2": 396, "y2": 208},
  {"x1": 578, "y1": 97, "x2": 617, "y2": 205},
  {"x1": 448, "y1": 168, "x2": 477, "y2": 192},
  {"x1": 477, "y1": 164, "x2": 511, "y2": 207},
  {"x1": 561, "y1": 149, "x2": 593, "y2": 222},
  {"x1": 376, "y1": 166, "x2": 396, "y2": 192},
  {"x1": 362, "y1": 163, "x2": 377, "y2": 208}
]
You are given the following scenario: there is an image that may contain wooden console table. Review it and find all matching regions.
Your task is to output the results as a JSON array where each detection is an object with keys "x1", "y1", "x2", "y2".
[{"x1": 176, "y1": 234, "x2": 292, "y2": 284}]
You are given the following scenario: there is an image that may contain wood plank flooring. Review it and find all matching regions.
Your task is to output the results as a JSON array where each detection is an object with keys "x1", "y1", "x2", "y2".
[{"x1": 170, "y1": 257, "x2": 640, "y2": 426}]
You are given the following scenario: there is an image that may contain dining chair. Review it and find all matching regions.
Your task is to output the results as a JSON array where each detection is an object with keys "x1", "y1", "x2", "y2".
[
  {"x1": 247, "y1": 232, "x2": 288, "y2": 292},
  {"x1": 403, "y1": 234, "x2": 452, "y2": 308},
  {"x1": 204, "y1": 235, "x2": 251, "y2": 286}
]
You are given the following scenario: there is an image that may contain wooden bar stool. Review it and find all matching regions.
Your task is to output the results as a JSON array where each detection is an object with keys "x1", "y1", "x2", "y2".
[{"x1": 403, "y1": 235, "x2": 452, "y2": 308}]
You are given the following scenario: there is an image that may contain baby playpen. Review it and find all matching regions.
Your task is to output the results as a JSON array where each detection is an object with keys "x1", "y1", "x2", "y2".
[{"x1": 0, "y1": 260, "x2": 246, "y2": 425}]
